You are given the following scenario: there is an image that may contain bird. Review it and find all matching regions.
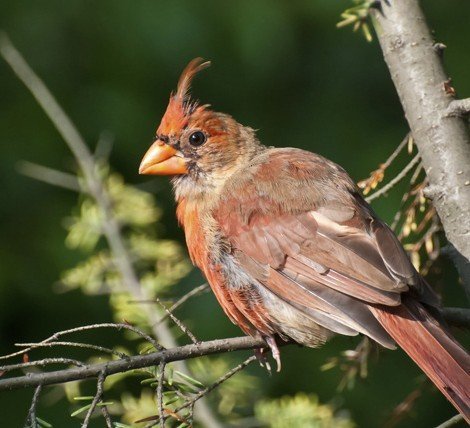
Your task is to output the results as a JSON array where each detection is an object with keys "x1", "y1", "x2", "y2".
[{"x1": 139, "y1": 58, "x2": 470, "y2": 420}]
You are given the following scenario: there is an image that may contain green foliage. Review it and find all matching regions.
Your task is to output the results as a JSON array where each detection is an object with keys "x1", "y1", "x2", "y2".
[
  {"x1": 255, "y1": 393, "x2": 355, "y2": 428},
  {"x1": 60, "y1": 168, "x2": 191, "y2": 300},
  {"x1": 337, "y1": 0, "x2": 375, "y2": 42}
]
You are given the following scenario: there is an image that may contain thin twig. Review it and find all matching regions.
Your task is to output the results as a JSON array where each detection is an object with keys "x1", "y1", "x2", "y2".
[
  {"x1": 24, "y1": 384, "x2": 42, "y2": 428},
  {"x1": 366, "y1": 153, "x2": 421, "y2": 202},
  {"x1": 155, "y1": 284, "x2": 210, "y2": 326},
  {"x1": 100, "y1": 406, "x2": 113, "y2": 428},
  {"x1": 15, "y1": 342, "x2": 128, "y2": 359},
  {"x1": 1, "y1": 322, "x2": 162, "y2": 361},
  {"x1": 435, "y1": 414, "x2": 464, "y2": 428},
  {"x1": 154, "y1": 297, "x2": 199, "y2": 344},
  {"x1": 0, "y1": 336, "x2": 267, "y2": 391},
  {"x1": 382, "y1": 133, "x2": 412, "y2": 169},
  {"x1": 147, "y1": 355, "x2": 258, "y2": 426},
  {"x1": 0, "y1": 358, "x2": 86, "y2": 373},
  {"x1": 17, "y1": 161, "x2": 82, "y2": 192},
  {"x1": 157, "y1": 361, "x2": 166, "y2": 428},
  {"x1": 81, "y1": 371, "x2": 106, "y2": 428}
]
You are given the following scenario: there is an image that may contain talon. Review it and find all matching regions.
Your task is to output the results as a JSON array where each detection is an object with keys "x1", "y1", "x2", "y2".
[
  {"x1": 265, "y1": 336, "x2": 282, "y2": 372},
  {"x1": 254, "y1": 348, "x2": 272, "y2": 374}
]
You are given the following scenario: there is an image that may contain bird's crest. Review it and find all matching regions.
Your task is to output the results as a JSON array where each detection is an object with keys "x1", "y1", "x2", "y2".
[{"x1": 158, "y1": 58, "x2": 211, "y2": 136}]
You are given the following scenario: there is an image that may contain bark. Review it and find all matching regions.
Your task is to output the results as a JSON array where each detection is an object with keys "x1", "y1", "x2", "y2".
[
  {"x1": 0, "y1": 336, "x2": 266, "y2": 391},
  {"x1": 371, "y1": 1, "x2": 470, "y2": 265}
]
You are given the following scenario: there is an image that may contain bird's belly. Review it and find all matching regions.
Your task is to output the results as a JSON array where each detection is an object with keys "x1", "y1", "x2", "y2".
[{"x1": 217, "y1": 253, "x2": 333, "y2": 347}]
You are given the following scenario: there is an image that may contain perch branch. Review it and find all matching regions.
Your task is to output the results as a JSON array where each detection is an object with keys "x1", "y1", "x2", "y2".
[{"x1": 0, "y1": 336, "x2": 266, "y2": 391}]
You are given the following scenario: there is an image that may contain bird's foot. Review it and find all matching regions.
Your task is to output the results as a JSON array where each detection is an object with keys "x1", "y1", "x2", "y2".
[
  {"x1": 254, "y1": 348, "x2": 272, "y2": 374},
  {"x1": 265, "y1": 335, "x2": 282, "y2": 372}
]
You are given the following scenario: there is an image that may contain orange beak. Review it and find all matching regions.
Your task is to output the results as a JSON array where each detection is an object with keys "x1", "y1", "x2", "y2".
[{"x1": 139, "y1": 140, "x2": 188, "y2": 175}]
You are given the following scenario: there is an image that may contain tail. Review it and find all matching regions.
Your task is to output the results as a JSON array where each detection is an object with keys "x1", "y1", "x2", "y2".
[{"x1": 369, "y1": 297, "x2": 470, "y2": 422}]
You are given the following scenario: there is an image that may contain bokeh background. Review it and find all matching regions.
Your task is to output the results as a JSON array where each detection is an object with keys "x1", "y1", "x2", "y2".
[{"x1": 1, "y1": 1, "x2": 469, "y2": 427}]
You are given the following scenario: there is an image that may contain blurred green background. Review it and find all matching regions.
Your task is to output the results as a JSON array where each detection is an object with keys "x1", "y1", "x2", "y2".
[{"x1": 1, "y1": 1, "x2": 469, "y2": 427}]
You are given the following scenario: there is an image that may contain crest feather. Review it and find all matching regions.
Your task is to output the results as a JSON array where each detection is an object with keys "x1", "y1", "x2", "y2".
[
  {"x1": 157, "y1": 58, "x2": 211, "y2": 136},
  {"x1": 175, "y1": 57, "x2": 211, "y2": 102}
]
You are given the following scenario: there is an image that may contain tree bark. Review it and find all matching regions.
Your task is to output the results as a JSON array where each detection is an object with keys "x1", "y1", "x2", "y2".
[{"x1": 371, "y1": 0, "x2": 470, "y2": 264}]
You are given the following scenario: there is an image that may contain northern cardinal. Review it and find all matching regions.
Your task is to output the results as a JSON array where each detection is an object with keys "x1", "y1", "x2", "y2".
[{"x1": 139, "y1": 58, "x2": 469, "y2": 420}]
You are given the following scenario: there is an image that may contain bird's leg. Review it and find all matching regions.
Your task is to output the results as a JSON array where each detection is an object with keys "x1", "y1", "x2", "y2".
[{"x1": 265, "y1": 335, "x2": 282, "y2": 372}]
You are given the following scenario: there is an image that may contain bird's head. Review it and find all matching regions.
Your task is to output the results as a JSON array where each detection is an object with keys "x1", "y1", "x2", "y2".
[{"x1": 139, "y1": 58, "x2": 262, "y2": 200}]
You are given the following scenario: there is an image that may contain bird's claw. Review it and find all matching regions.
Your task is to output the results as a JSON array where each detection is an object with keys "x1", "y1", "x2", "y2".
[
  {"x1": 265, "y1": 336, "x2": 282, "y2": 372},
  {"x1": 255, "y1": 348, "x2": 272, "y2": 374}
]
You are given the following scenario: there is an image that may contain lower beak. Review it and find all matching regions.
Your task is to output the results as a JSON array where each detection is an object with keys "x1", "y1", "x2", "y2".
[{"x1": 139, "y1": 141, "x2": 188, "y2": 175}]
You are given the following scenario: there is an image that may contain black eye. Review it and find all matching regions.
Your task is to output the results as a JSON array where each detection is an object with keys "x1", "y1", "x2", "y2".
[{"x1": 188, "y1": 131, "x2": 206, "y2": 147}]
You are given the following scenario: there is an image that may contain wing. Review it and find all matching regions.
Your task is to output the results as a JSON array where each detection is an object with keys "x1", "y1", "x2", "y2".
[{"x1": 214, "y1": 148, "x2": 438, "y2": 348}]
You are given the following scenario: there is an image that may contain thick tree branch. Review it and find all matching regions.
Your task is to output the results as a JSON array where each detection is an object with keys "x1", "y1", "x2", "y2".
[
  {"x1": 0, "y1": 336, "x2": 266, "y2": 391},
  {"x1": 371, "y1": 1, "x2": 470, "y2": 266}
]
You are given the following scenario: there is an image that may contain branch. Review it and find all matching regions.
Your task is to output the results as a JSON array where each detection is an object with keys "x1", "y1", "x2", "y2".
[
  {"x1": 366, "y1": 153, "x2": 421, "y2": 202},
  {"x1": 446, "y1": 98, "x2": 470, "y2": 117},
  {"x1": 371, "y1": 1, "x2": 470, "y2": 265},
  {"x1": 24, "y1": 385, "x2": 42, "y2": 428},
  {"x1": 0, "y1": 336, "x2": 266, "y2": 391},
  {"x1": 435, "y1": 414, "x2": 464, "y2": 428}
]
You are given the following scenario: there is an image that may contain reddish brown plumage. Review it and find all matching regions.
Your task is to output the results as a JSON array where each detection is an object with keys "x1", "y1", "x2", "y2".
[{"x1": 140, "y1": 59, "x2": 470, "y2": 421}]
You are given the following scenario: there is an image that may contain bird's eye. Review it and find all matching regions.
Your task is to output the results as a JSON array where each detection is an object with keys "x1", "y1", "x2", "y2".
[{"x1": 188, "y1": 131, "x2": 206, "y2": 147}]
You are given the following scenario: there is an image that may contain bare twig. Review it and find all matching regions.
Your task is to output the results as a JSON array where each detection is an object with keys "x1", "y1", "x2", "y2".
[
  {"x1": 0, "y1": 32, "x2": 219, "y2": 427},
  {"x1": 435, "y1": 414, "x2": 464, "y2": 428},
  {"x1": 82, "y1": 371, "x2": 106, "y2": 428},
  {"x1": 358, "y1": 133, "x2": 411, "y2": 194},
  {"x1": 157, "y1": 361, "x2": 166, "y2": 428},
  {"x1": 382, "y1": 133, "x2": 412, "y2": 169},
  {"x1": 14, "y1": 341, "x2": 128, "y2": 359},
  {"x1": 24, "y1": 385, "x2": 42, "y2": 428},
  {"x1": 0, "y1": 322, "x2": 161, "y2": 361},
  {"x1": 174, "y1": 355, "x2": 257, "y2": 414},
  {"x1": 0, "y1": 336, "x2": 267, "y2": 391},
  {"x1": 155, "y1": 284, "x2": 210, "y2": 326},
  {"x1": 17, "y1": 161, "x2": 81, "y2": 192},
  {"x1": 100, "y1": 406, "x2": 113, "y2": 428},
  {"x1": 366, "y1": 153, "x2": 421, "y2": 202},
  {"x1": 0, "y1": 358, "x2": 86, "y2": 373},
  {"x1": 154, "y1": 297, "x2": 199, "y2": 344}
]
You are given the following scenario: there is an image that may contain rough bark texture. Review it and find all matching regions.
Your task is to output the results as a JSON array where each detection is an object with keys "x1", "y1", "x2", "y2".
[{"x1": 371, "y1": 0, "x2": 470, "y2": 262}]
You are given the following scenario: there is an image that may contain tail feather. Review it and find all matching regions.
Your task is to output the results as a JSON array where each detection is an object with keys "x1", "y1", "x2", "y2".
[{"x1": 369, "y1": 297, "x2": 470, "y2": 422}]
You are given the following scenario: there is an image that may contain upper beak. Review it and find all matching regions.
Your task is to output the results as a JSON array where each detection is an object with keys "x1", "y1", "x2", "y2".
[{"x1": 139, "y1": 140, "x2": 188, "y2": 175}]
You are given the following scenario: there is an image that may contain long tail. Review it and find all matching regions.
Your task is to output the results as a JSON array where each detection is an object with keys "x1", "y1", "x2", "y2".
[{"x1": 369, "y1": 297, "x2": 470, "y2": 422}]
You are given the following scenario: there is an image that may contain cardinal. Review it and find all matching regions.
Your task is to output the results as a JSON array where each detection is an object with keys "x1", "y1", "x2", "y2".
[{"x1": 139, "y1": 58, "x2": 469, "y2": 420}]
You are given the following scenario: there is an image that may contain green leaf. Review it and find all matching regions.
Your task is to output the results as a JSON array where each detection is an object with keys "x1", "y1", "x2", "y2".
[
  {"x1": 174, "y1": 370, "x2": 205, "y2": 388},
  {"x1": 36, "y1": 417, "x2": 53, "y2": 428},
  {"x1": 71, "y1": 404, "x2": 92, "y2": 417}
]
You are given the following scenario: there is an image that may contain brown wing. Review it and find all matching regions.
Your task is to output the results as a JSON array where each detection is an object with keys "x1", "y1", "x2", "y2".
[{"x1": 214, "y1": 148, "x2": 438, "y2": 348}]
